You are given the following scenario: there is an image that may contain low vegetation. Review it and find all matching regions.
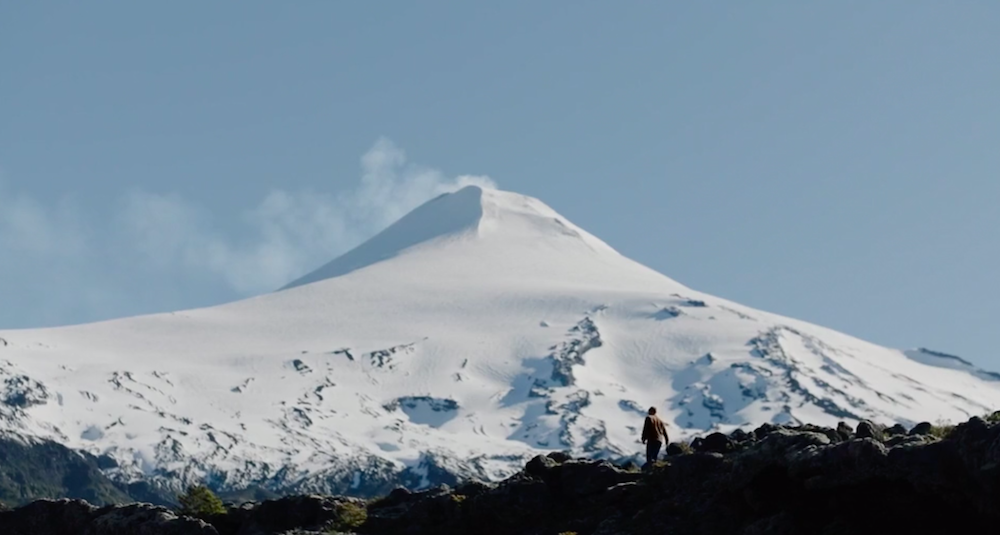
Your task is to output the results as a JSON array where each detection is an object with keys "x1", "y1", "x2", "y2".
[
  {"x1": 329, "y1": 501, "x2": 368, "y2": 533},
  {"x1": 177, "y1": 485, "x2": 226, "y2": 517},
  {"x1": 929, "y1": 423, "x2": 955, "y2": 439}
]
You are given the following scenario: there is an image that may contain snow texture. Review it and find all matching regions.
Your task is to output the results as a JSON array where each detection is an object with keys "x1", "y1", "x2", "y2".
[{"x1": 1, "y1": 185, "x2": 999, "y2": 493}]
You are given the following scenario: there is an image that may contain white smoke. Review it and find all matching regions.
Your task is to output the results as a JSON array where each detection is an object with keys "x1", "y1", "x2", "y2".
[{"x1": 0, "y1": 138, "x2": 497, "y2": 326}]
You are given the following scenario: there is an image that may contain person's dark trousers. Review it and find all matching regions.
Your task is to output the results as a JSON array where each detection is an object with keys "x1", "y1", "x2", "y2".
[{"x1": 646, "y1": 440, "x2": 662, "y2": 464}]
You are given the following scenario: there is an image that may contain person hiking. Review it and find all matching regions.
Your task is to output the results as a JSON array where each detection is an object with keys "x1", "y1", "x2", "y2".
[{"x1": 641, "y1": 407, "x2": 669, "y2": 466}]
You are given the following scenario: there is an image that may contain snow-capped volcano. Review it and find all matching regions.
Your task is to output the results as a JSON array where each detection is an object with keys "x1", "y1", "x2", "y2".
[
  {"x1": 281, "y1": 185, "x2": 633, "y2": 290},
  {"x1": 1, "y1": 185, "x2": 998, "y2": 497}
]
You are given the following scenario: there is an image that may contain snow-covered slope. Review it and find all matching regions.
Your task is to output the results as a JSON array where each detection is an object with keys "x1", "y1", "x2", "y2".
[{"x1": 1, "y1": 185, "x2": 998, "y2": 496}]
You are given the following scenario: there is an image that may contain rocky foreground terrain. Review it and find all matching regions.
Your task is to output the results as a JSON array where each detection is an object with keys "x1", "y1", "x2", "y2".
[{"x1": 4, "y1": 415, "x2": 1000, "y2": 535}]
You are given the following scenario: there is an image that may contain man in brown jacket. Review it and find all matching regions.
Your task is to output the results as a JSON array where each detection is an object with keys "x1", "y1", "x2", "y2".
[{"x1": 641, "y1": 407, "x2": 669, "y2": 465}]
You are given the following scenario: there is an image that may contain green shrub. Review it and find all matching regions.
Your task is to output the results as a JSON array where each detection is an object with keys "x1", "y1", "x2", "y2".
[
  {"x1": 328, "y1": 501, "x2": 367, "y2": 533},
  {"x1": 177, "y1": 485, "x2": 226, "y2": 517},
  {"x1": 985, "y1": 411, "x2": 1000, "y2": 424},
  {"x1": 931, "y1": 420, "x2": 955, "y2": 440}
]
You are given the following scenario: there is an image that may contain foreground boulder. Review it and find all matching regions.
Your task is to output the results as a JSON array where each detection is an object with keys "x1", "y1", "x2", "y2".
[
  {"x1": 224, "y1": 495, "x2": 367, "y2": 535},
  {"x1": 0, "y1": 499, "x2": 97, "y2": 535},
  {"x1": 0, "y1": 500, "x2": 216, "y2": 535},
  {"x1": 88, "y1": 504, "x2": 217, "y2": 535}
]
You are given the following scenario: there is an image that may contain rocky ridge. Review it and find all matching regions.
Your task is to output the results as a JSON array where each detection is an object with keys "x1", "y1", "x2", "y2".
[{"x1": 4, "y1": 414, "x2": 1000, "y2": 534}]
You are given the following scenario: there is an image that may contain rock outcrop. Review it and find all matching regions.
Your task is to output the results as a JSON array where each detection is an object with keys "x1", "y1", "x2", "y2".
[
  {"x1": 0, "y1": 500, "x2": 216, "y2": 535},
  {"x1": 5, "y1": 415, "x2": 1000, "y2": 534}
]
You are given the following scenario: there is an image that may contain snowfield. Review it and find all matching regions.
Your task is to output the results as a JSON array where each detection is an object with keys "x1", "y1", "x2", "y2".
[{"x1": 1, "y1": 185, "x2": 998, "y2": 495}]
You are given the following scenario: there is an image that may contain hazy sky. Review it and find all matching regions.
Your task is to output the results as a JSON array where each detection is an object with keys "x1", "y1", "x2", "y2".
[{"x1": 2, "y1": 2, "x2": 998, "y2": 367}]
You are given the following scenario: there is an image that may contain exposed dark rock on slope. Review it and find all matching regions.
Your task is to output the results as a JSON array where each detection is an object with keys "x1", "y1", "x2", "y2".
[{"x1": 5, "y1": 415, "x2": 1000, "y2": 534}]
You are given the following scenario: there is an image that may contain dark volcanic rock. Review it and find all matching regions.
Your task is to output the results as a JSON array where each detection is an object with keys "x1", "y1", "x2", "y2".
[
  {"x1": 233, "y1": 495, "x2": 364, "y2": 535},
  {"x1": 545, "y1": 451, "x2": 572, "y2": 464},
  {"x1": 665, "y1": 442, "x2": 687, "y2": 456},
  {"x1": 9, "y1": 415, "x2": 1000, "y2": 535},
  {"x1": 0, "y1": 500, "x2": 216, "y2": 535},
  {"x1": 753, "y1": 422, "x2": 780, "y2": 440},
  {"x1": 886, "y1": 423, "x2": 908, "y2": 437},
  {"x1": 910, "y1": 421, "x2": 934, "y2": 436},
  {"x1": 836, "y1": 421, "x2": 855, "y2": 441},
  {"x1": 359, "y1": 417, "x2": 1000, "y2": 534},
  {"x1": 856, "y1": 420, "x2": 884, "y2": 441},
  {"x1": 697, "y1": 432, "x2": 734, "y2": 453},
  {"x1": 525, "y1": 456, "x2": 639, "y2": 499},
  {"x1": 0, "y1": 499, "x2": 96, "y2": 535},
  {"x1": 86, "y1": 504, "x2": 217, "y2": 535},
  {"x1": 553, "y1": 459, "x2": 640, "y2": 497},
  {"x1": 524, "y1": 454, "x2": 558, "y2": 477},
  {"x1": 729, "y1": 428, "x2": 751, "y2": 444}
]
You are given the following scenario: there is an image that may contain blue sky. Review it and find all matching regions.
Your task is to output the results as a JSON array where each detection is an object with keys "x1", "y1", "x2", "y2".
[{"x1": 2, "y1": 2, "x2": 998, "y2": 367}]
